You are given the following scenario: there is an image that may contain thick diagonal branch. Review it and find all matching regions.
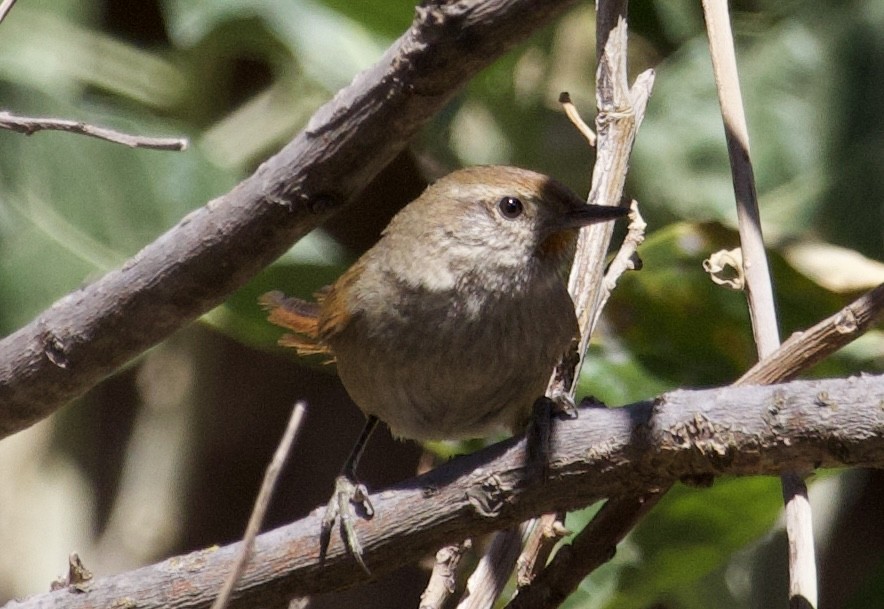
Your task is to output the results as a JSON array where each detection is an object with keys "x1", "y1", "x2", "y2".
[{"x1": 0, "y1": 0, "x2": 579, "y2": 439}]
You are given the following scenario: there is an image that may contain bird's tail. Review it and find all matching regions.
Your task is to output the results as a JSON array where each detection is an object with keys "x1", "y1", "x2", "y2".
[{"x1": 259, "y1": 291, "x2": 333, "y2": 358}]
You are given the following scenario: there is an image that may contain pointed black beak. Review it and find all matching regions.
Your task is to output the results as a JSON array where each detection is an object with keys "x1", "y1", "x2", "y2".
[{"x1": 558, "y1": 203, "x2": 628, "y2": 230}]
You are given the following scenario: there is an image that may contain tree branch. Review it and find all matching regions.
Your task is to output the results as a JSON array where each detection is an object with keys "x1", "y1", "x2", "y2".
[
  {"x1": 0, "y1": 0, "x2": 580, "y2": 440},
  {"x1": 737, "y1": 282, "x2": 884, "y2": 385},
  {"x1": 0, "y1": 111, "x2": 188, "y2": 150},
  {"x1": 506, "y1": 282, "x2": 884, "y2": 608},
  {"x1": 5, "y1": 375, "x2": 882, "y2": 609}
]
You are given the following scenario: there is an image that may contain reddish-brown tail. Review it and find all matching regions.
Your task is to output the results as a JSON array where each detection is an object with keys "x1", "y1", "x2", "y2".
[{"x1": 259, "y1": 291, "x2": 332, "y2": 357}]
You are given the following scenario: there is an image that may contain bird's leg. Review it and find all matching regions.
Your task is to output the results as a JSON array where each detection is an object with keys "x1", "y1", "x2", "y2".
[
  {"x1": 320, "y1": 415, "x2": 379, "y2": 573},
  {"x1": 526, "y1": 392, "x2": 578, "y2": 480},
  {"x1": 526, "y1": 338, "x2": 582, "y2": 474}
]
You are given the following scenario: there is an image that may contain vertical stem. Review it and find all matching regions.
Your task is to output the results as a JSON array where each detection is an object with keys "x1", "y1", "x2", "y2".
[{"x1": 702, "y1": 1, "x2": 817, "y2": 607}]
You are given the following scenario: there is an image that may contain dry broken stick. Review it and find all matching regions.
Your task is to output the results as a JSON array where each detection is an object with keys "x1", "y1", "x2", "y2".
[
  {"x1": 457, "y1": 72, "x2": 654, "y2": 606},
  {"x1": 0, "y1": 111, "x2": 188, "y2": 151},
  {"x1": 506, "y1": 4, "x2": 655, "y2": 598},
  {"x1": 210, "y1": 402, "x2": 306, "y2": 609},
  {"x1": 420, "y1": 541, "x2": 471, "y2": 609},
  {"x1": 558, "y1": 92, "x2": 597, "y2": 147}
]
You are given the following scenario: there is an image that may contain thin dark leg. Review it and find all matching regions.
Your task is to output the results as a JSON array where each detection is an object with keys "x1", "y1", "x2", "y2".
[
  {"x1": 342, "y1": 415, "x2": 379, "y2": 479},
  {"x1": 319, "y1": 415, "x2": 379, "y2": 573}
]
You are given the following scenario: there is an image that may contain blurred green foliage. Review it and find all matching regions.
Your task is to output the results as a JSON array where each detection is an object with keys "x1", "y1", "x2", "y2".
[{"x1": 0, "y1": 0, "x2": 881, "y2": 607}]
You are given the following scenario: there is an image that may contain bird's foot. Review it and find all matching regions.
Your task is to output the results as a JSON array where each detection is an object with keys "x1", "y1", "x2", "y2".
[
  {"x1": 526, "y1": 393, "x2": 577, "y2": 480},
  {"x1": 319, "y1": 474, "x2": 374, "y2": 573}
]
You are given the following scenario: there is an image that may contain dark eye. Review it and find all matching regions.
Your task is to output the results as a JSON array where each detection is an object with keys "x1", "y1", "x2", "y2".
[{"x1": 497, "y1": 196, "x2": 523, "y2": 219}]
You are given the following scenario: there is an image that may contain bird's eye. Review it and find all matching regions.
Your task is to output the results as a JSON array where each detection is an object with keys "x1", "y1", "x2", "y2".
[{"x1": 497, "y1": 196, "x2": 523, "y2": 219}]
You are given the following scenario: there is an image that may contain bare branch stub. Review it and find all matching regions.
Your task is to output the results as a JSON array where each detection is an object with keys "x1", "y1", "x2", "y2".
[{"x1": 506, "y1": 2, "x2": 655, "y2": 601}]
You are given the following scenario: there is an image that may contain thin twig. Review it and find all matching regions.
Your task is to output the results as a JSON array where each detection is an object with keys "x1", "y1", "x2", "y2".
[
  {"x1": 0, "y1": 111, "x2": 188, "y2": 151},
  {"x1": 516, "y1": 515, "x2": 570, "y2": 586},
  {"x1": 700, "y1": 2, "x2": 779, "y2": 353},
  {"x1": 507, "y1": 489, "x2": 667, "y2": 609},
  {"x1": 210, "y1": 402, "x2": 307, "y2": 609},
  {"x1": 737, "y1": 282, "x2": 884, "y2": 385},
  {"x1": 457, "y1": 527, "x2": 528, "y2": 609},
  {"x1": 0, "y1": 0, "x2": 17, "y2": 25},
  {"x1": 598, "y1": 199, "x2": 645, "y2": 312},
  {"x1": 459, "y1": 4, "x2": 656, "y2": 605},
  {"x1": 509, "y1": 135, "x2": 646, "y2": 598},
  {"x1": 702, "y1": 1, "x2": 818, "y2": 606},
  {"x1": 507, "y1": 3, "x2": 654, "y2": 599},
  {"x1": 558, "y1": 92, "x2": 597, "y2": 147}
]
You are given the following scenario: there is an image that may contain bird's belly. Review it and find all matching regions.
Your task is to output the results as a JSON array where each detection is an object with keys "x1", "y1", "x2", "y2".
[
  {"x1": 330, "y1": 287, "x2": 577, "y2": 441},
  {"x1": 337, "y1": 346, "x2": 550, "y2": 441}
]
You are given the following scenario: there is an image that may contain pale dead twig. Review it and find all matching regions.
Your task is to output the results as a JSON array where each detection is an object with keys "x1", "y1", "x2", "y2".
[
  {"x1": 0, "y1": 111, "x2": 188, "y2": 151},
  {"x1": 598, "y1": 199, "x2": 645, "y2": 313},
  {"x1": 210, "y1": 402, "x2": 307, "y2": 609},
  {"x1": 457, "y1": 527, "x2": 527, "y2": 609},
  {"x1": 456, "y1": 4, "x2": 655, "y2": 607},
  {"x1": 701, "y1": 1, "x2": 818, "y2": 606},
  {"x1": 508, "y1": 22, "x2": 654, "y2": 607},
  {"x1": 515, "y1": 517, "x2": 570, "y2": 587},
  {"x1": 558, "y1": 92, "x2": 597, "y2": 147},
  {"x1": 0, "y1": 0, "x2": 17, "y2": 24},
  {"x1": 511, "y1": 131, "x2": 647, "y2": 595}
]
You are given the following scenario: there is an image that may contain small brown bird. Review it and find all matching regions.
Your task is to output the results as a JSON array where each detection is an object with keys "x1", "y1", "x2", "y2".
[{"x1": 262, "y1": 165, "x2": 626, "y2": 568}]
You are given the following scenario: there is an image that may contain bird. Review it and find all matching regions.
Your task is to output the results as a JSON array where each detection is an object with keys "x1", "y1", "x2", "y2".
[{"x1": 261, "y1": 165, "x2": 627, "y2": 570}]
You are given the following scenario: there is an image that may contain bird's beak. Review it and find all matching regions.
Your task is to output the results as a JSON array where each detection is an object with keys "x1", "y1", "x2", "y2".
[
  {"x1": 539, "y1": 203, "x2": 628, "y2": 260},
  {"x1": 557, "y1": 203, "x2": 628, "y2": 230}
]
